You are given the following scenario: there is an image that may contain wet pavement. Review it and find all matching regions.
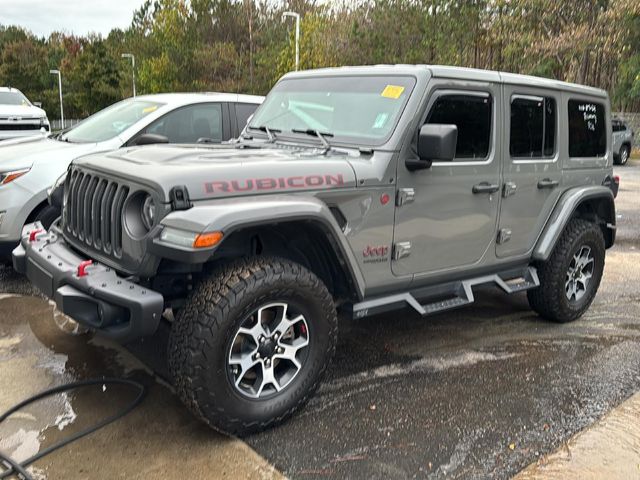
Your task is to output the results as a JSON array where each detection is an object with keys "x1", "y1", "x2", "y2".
[
  {"x1": 1, "y1": 161, "x2": 639, "y2": 479},
  {"x1": 515, "y1": 391, "x2": 640, "y2": 479},
  {"x1": 0, "y1": 295, "x2": 282, "y2": 480}
]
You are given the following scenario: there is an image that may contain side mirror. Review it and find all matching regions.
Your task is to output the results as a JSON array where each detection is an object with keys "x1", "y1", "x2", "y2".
[
  {"x1": 407, "y1": 124, "x2": 458, "y2": 170},
  {"x1": 33, "y1": 102, "x2": 42, "y2": 108},
  {"x1": 131, "y1": 133, "x2": 170, "y2": 146}
]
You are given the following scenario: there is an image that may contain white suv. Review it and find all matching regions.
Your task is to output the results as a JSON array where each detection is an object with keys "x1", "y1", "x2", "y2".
[
  {"x1": 0, "y1": 92, "x2": 263, "y2": 259},
  {"x1": 0, "y1": 87, "x2": 50, "y2": 140}
]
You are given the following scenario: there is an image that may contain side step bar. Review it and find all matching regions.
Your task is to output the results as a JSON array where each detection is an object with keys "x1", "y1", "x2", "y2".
[{"x1": 351, "y1": 266, "x2": 539, "y2": 319}]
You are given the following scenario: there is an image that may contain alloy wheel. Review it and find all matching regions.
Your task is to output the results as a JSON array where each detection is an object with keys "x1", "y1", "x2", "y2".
[
  {"x1": 227, "y1": 302, "x2": 310, "y2": 399},
  {"x1": 565, "y1": 245, "x2": 595, "y2": 302}
]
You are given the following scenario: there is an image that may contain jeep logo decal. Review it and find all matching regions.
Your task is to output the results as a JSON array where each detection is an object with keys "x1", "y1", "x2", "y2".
[
  {"x1": 363, "y1": 245, "x2": 389, "y2": 264},
  {"x1": 204, "y1": 174, "x2": 345, "y2": 194}
]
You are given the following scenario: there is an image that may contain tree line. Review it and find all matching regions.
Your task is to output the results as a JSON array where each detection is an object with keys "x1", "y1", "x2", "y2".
[{"x1": 1, "y1": 0, "x2": 639, "y2": 120}]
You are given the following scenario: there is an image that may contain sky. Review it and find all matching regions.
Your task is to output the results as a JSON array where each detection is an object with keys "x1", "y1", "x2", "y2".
[{"x1": 0, "y1": 0, "x2": 148, "y2": 37}]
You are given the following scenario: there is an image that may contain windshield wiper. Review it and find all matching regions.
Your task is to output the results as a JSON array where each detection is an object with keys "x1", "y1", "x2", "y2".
[
  {"x1": 251, "y1": 125, "x2": 280, "y2": 143},
  {"x1": 291, "y1": 128, "x2": 334, "y2": 151}
]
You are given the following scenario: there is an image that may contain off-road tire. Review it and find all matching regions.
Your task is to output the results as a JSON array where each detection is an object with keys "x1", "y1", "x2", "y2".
[
  {"x1": 168, "y1": 256, "x2": 337, "y2": 435},
  {"x1": 34, "y1": 205, "x2": 61, "y2": 230},
  {"x1": 528, "y1": 219, "x2": 605, "y2": 323}
]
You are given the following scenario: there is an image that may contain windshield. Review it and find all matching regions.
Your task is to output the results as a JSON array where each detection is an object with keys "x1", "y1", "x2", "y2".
[
  {"x1": 0, "y1": 91, "x2": 31, "y2": 106},
  {"x1": 249, "y1": 75, "x2": 416, "y2": 146},
  {"x1": 63, "y1": 99, "x2": 164, "y2": 143}
]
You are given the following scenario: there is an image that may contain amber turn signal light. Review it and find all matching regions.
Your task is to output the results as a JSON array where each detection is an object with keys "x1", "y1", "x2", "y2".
[{"x1": 193, "y1": 231, "x2": 223, "y2": 248}]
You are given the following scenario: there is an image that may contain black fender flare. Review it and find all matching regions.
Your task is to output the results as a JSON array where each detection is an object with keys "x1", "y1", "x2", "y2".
[{"x1": 533, "y1": 186, "x2": 616, "y2": 261}]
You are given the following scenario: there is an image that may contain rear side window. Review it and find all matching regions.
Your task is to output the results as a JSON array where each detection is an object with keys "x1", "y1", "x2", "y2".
[
  {"x1": 568, "y1": 100, "x2": 606, "y2": 157},
  {"x1": 510, "y1": 96, "x2": 556, "y2": 158},
  {"x1": 612, "y1": 120, "x2": 626, "y2": 132}
]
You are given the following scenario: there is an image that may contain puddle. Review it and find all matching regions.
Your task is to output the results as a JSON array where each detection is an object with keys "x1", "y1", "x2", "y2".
[
  {"x1": 0, "y1": 294, "x2": 284, "y2": 480},
  {"x1": 0, "y1": 295, "x2": 141, "y2": 475}
]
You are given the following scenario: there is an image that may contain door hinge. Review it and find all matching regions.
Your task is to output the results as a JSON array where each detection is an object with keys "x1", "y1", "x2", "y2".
[
  {"x1": 497, "y1": 228, "x2": 512, "y2": 244},
  {"x1": 393, "y1": 241, "x2": 411, "y2": 260},
  {"x1": 503, "y1": 182, "x2": 517, "y2": 198},
  {"x1": 396, "y1": 188, "x2": 415, "y2": 206}
]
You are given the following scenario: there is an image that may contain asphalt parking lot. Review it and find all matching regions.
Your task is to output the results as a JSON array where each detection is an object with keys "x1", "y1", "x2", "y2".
[{"x1": 1, "y1": 161, "x2": 639, "y2": 479}]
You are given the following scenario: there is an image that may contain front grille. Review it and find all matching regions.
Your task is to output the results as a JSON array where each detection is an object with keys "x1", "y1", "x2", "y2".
[
  {"x1": 63, "y1": 168, "x2": 129, "y2": 257},
  {"x1": 0, "y1": 123, "x2": 41, "y2": 131}
]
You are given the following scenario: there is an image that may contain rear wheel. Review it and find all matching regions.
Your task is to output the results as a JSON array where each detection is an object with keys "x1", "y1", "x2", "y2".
[
  {"x1": 528, "y1": 219, "x2": 605, "y2": 323},
  {"x1": 619, "y1": 145, "x2": 630, "y2": 166},
  {"x1": 168, "y1": 256, "x2": 337, "y2": 435}
]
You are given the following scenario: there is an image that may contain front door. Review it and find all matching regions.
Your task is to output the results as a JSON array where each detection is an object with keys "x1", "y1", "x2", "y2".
[
  {"x1": 393, "y1": 81, "x2": 502, "y2": 277},
  {"x1": 496, "y1": 86, "x2": 562, "y2": 258}
]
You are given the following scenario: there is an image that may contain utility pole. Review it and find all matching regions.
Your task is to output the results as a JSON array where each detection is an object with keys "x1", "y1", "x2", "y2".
[
  {"x1": 282, "y1": 11, "x2": 300, "y2": 71},
  {"x1": 121, "y1": 53, "x2": 136, "y2": 97},
  {"x1": 49, "y1": 69, "x2": 64, "y2": 126}
]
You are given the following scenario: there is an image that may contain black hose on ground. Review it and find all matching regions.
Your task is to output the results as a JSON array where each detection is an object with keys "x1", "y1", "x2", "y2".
[{"x1": 0, "y1": 378, "x2": 146, "y2": 480}]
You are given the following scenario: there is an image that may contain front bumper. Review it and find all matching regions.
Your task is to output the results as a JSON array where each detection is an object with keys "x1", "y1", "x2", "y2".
[
  {"x1": 13, "y1": 222, "x2": 164, "y2": 343},
  {"x1": 0, "y1": 129, "x2": 47, "y2": 140}
]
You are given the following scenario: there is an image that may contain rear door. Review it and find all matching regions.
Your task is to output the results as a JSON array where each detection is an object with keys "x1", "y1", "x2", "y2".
[
  {"x1": 496, "y1": 85, "x2": 562, "y2": 258},
  {"x1": 393, "y1": 81, "x2": 502, "y2": 277}
]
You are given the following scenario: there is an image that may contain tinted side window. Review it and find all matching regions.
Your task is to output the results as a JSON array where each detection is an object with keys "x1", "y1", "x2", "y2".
[
  {"x1": 426, "y1": 94, "x2": 492, "y2": 160},
  {"x1": 146, "y1": 103, "x2": 223, "y2": 143},
  {"x1": 235, "y1": 103, "x2": 259, "y2": 132},
  {"x1": 611, "y1": 120, "x2": 627, "y2": 132},
  {"x1": 510, "y1": 96, "x2": 556, "y2": 158},
  {"x1": 568, "y1": 100, "x2": 606, "y2": 157}
]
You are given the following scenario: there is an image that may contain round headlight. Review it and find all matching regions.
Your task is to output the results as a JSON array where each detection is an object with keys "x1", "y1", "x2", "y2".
[{"x1": 141, "y1": 195, "x2": 156, "y2": 230}]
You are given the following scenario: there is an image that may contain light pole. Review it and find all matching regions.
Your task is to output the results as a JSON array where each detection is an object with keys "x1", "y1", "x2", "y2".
[
  {"x1": 282, "y1": 11, "x2": 300, "y2": 71},
  {"x1": 49, "y1": 69, "x2": 63, "y2": 126},
  {"x1": 121, "y1": 53, "x2": 136, "y2": 97}
]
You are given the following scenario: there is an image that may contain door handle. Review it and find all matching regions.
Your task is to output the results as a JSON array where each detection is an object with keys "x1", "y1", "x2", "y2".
[
  {"x1": 537, "y1": 178, "x2": 559, "y2": 189},
  {"x1": 472, "y1": 182, "x2": 500, "y2": 194}
]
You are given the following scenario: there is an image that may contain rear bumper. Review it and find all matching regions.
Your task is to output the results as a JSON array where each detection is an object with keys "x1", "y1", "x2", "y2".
[{"x1": 13, "y1": 222, "x2": 164, "y2": 343}]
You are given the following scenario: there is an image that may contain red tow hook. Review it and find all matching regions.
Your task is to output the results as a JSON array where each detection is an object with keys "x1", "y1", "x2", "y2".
[
  {"x1": 28, "y1": 229, "x2": 44, "y2": 242},
  {"x1": 77, "y1": 260, "x2": 93, "y2": 277}
]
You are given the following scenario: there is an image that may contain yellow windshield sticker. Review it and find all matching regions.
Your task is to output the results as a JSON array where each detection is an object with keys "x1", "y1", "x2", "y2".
[
  {"x1": 381, "y1": 85, "x2": 405, "y2": 99},
  {"x1": 142, "y1": 105, "x2": 158, "y2": 113}
]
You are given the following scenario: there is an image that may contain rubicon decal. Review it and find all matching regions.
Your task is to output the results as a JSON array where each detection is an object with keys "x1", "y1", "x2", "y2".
[{"x1": 205, "y1": 174, "x2": 345, "y2": 194}]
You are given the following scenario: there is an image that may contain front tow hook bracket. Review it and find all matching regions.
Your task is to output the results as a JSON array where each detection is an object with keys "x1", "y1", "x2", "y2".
[{"x1": 77, "y1": 260, "x2": 93, "y2": 277}]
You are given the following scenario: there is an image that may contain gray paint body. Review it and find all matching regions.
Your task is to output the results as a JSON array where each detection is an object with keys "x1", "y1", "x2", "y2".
[
  {"x1": 612, "y1": 119, "x2": 633, "y2": 159},
  {"x1": 50, "y1": 65, "x2": 617, "y2": 306}
]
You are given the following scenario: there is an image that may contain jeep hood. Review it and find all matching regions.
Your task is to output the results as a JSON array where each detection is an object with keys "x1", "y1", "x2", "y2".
[{"x1": 74, "y1": 144, "x2": 358, "y2": 201}]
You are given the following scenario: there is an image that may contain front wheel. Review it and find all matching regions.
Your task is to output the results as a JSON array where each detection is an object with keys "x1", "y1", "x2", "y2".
[
  {"x1": 34, "y1": 205, "x2": 61, "y2": 230},
  {"x1": 168, "y1": 257, "x2": 337, "y2": 435},
  {"x1": 528, "y1": 219, "x2": 605, "y2": 322}
]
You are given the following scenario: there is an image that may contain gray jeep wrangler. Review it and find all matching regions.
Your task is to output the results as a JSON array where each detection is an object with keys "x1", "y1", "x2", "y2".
[{"x1": 14, "y1": 66, "x2": 619, "y2": 435}]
